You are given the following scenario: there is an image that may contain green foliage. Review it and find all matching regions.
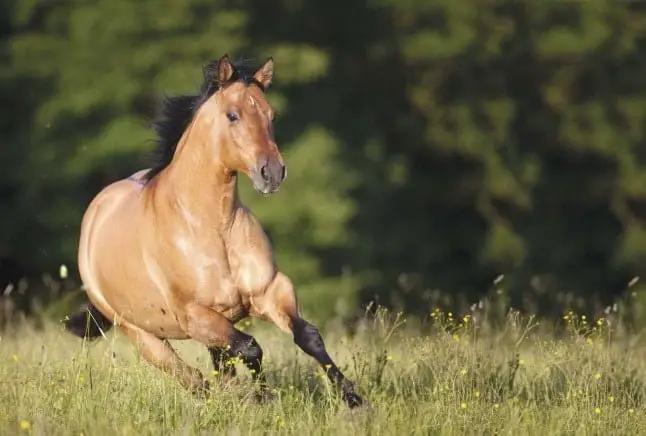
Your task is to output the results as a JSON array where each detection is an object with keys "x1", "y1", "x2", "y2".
[
  {"x1": 1, "y1": 0, "x2": 645, "y2": 319},
  {"x1": 345, "y1": 0, "x2": 646, "y2": 312}
]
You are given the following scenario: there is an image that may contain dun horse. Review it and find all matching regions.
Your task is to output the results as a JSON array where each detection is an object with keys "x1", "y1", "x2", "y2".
[{"x1": 65, "y1": 55, "x2": 363, "y2": 408}]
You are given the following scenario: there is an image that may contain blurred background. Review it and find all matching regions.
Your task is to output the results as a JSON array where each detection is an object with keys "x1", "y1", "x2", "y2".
[{"x1": 1, "y1": 0, "x2": 645, "y2": 325}]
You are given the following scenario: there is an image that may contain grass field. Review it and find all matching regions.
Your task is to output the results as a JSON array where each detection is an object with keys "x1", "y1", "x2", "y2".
[{"x1": 0, "y1": 306, "x2": 645, "y2": 435}]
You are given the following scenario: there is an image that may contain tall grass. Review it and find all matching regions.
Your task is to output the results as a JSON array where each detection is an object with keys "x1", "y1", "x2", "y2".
[{"x1": 0, "y1": 304, "x2": 645, "y2": 435}]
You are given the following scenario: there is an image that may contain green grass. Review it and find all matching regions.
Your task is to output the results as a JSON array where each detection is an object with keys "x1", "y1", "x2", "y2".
[{"x1": 0, "y1": 308, "x2": 645, "y2": 435}]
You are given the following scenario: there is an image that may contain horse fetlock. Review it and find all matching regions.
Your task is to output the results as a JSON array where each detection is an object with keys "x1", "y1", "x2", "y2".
[{"x1": 342, "y1": 390, "x2": 364, "y2": 408}]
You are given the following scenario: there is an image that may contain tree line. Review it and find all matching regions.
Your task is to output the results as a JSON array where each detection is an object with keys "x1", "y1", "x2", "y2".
[{"x1": 1, "y1": 0, "x2": 645, "y2": 321}]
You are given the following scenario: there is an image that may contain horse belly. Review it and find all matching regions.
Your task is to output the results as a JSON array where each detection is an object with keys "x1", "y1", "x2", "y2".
[{"x1": 94, "y1": 267, "x2": 187, "y2": 339}]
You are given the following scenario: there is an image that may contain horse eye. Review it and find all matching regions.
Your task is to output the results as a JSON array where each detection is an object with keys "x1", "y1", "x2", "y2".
[{"x1": 226, "y1": 112, "x2": 239, "y2": 122}]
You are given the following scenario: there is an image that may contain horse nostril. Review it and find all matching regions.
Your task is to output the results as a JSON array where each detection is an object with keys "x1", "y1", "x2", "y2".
[
  {"x1": 260, "y1": 165, "x2": 270, "y2": 182},
  {"x1": 281, "y1": 165, "x2": 287, "y2": 181}
]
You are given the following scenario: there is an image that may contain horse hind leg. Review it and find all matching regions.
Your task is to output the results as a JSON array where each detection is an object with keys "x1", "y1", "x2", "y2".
[
  {"x1": 65, "y1": 302, "x2": 114, "y2": 339},
  {"x1": 119, "y1": 321, "x2": 207, "y2": 391}
]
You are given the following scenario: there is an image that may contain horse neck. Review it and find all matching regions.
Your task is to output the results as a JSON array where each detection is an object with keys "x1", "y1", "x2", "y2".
[{"x1": 153, "y1": 112, "x2": 239, "y2": 230}]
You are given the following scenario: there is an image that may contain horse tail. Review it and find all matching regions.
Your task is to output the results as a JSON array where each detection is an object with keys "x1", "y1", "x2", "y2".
[{"x1": 64, "y1": 303, "x2": 113, "y2": 340}]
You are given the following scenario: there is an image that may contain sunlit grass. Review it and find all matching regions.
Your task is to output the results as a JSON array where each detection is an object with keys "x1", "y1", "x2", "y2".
[{"x1": 0, "y1": 307, "x2": 645, "y2": 435}]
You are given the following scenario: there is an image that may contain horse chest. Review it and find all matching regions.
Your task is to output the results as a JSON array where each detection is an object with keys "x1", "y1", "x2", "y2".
[
  {"x1": 226, "y1": 241, "x2": 276, "y2": 298},
  {"x1": 225, "y1": 207, "x2": 277, "y2": 297},
  {"x1": 170, "y1": 232, "x2": 273, "y2": 316}
]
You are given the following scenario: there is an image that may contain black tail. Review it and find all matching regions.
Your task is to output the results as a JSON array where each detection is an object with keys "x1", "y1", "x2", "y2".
[{"x1": 64, "y1": 303, "x2": 113, "y2": 339}]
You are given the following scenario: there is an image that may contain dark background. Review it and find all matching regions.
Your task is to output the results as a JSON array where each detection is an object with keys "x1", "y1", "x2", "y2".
[{"x1": 1, "y1": 0, "x2": 645, "y2": 323}]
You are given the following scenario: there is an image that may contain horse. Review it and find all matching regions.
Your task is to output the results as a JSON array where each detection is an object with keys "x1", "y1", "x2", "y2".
[{"x1": 64, "y1": 55, "x2": 363, "y2": 408}]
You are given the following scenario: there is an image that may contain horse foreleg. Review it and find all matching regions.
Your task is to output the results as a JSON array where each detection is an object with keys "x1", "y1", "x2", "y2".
[
  {"x1": 184, "y1": 304, "x2": 266, "y2": 388},
  {"x1": 256, "y1": 272, "x2": 364, "y2": 408},
  {"x1": 119, "y1": 322, "x2": 207, "y2": 391}
]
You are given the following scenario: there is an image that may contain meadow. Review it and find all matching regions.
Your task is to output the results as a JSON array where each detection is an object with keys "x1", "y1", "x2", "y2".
[{"x1": 0, "y1": 304, "x2": 645, "y2": 435}]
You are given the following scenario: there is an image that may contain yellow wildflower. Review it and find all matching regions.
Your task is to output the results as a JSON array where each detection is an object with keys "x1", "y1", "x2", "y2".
[
  {"x1": 19, "y1": 420, "x2": 30, "y2": 431},
  {"x1": 460, "y1": 402, "x2": 467, "y2": 409},
  {"x1": 595, "y1": 373, "x2": 602, "y2": 380},
  {"x1": 594, "y1": 407, "x2": 601, "y2": 415}
]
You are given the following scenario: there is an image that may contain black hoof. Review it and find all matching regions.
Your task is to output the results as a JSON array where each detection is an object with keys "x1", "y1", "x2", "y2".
[
  {"x1": 254, "y1": 385, "x2": 276, "y2": 403},
  {"x1": 343, "y1": 391, "x2": 364, "y2": 408},
  {"x1": 192, "y1": 379, "x2": 211, "y2": 396}
]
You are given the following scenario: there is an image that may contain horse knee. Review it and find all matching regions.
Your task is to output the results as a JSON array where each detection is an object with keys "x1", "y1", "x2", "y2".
[{"x1": 293, "y1": 319, "x2": 326, "y2": 358}]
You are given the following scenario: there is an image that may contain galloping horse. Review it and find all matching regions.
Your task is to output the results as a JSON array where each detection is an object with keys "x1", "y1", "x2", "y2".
[{"x1": 65, "y1": 55, "x2": 363, "y2": 407}]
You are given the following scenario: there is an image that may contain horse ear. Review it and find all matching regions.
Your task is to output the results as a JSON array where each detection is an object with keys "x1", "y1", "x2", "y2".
[
  {"x1": 217, "y1": 54, "x2": 235, "y2": 84},
  {"x1": 253, "y1": 57, "x2": 274, "y2": 89}
]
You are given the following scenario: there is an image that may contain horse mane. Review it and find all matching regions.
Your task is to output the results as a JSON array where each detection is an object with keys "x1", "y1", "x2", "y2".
[{"x1": 144, "y1": 58, "x2": 260, "y2": 182}]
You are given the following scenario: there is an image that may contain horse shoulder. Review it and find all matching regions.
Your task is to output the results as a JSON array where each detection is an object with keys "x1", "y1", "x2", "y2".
[{"x1": 227, "y1": 206, "x2": 277, "y2": 296}]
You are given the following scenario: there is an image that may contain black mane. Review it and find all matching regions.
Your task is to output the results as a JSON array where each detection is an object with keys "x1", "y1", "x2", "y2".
[{"x1": 144, "y1": 58, "x2": 260, "y2": 182}]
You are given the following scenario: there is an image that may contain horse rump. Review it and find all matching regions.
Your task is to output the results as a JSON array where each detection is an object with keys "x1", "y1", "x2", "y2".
[{"x1": 64, "y1": 303, "x2": 113, "y2": 339}]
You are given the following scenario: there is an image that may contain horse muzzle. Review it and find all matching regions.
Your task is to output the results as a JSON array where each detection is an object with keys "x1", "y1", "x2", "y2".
[{"x1": 251, "y1": 158, "x2": 286, "y2": 195}]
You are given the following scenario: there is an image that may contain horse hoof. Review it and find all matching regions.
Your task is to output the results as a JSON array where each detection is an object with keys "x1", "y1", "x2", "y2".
[
  {"x1": 343, "y1": 391, "x2": 364, "y2": 408},
  {"x1": 190, "y1": 379, "x2": 211, "y2": 395},
  {"x1": 254, "y1": 387, "x2": 276, "y2": 404}
]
